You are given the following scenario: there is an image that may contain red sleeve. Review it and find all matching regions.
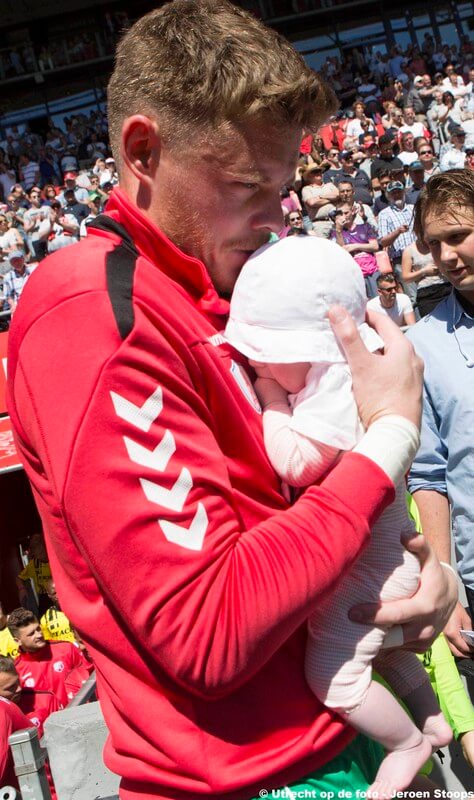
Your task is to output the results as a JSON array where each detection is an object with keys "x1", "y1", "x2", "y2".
[
  {"x1": 11, "y1": 297, "x2": 394, "y2": 699},
  {"x1": 0, "y1": 699, "x2": 33, "y2": 785}
]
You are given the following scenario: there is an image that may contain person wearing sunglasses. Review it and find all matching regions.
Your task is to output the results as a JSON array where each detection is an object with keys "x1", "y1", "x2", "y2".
[{"x1": 416, "y1": 144, "x2": 440, "y2": 179}]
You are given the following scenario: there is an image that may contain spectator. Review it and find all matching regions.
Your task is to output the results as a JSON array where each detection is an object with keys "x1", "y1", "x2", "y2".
[
  {"x1": 0, "y1": 162, "x2": 16, "y2": 202},
  {"x1": 398, "y1": 132, "x2": 419, "y2": 166},
  {"x1": 57, "y1": 172, "x2": 89, "y2": 205},
  {"x1": 16, "y1": 534, "x2": 51, "y2": 615},
  {"x1": 373, "y1": 170, "x2": 392, "y2": 216},
  {"x1": 377, "y1": 181, "x2": 416, "y2": 280},
  {"x1": 407, "y1": 169, "x2": 474, "y2": 658},
  {"x1": 399, "y1": 107, "x2": 429, "y2": 139},
  {"x1": 0, "y1": 656, "x2": 61, "y2": 737},
  {"x1": 337, "y1": 180, "x2": 376, "y2": 227},
  {"x1": 346, "y1": 102, "x2": 376, "y2": 140},
  {"x1": 401, "y1": 240, "x2": 451, "y2": 317},
  {"x1": 23, "y1": 185, "x2": 53, "y2": 261},
  {"x1": 18, "y1": 153, "x2": 40, "y2": 191},
  {"x1": 40, "y1": 579, "x2": 76, "y2": 644},
  {"x1": 301, "y1": 164, "x2": 338, "y2": 238},
  {"x1": 47, "y1": 201, "x2": 80, "y2": 253},
  {"x1": 440, "y1": 126, "x2": 466, "y2": 170},
  {"x1": 406, "y1": 77, "x2": 426, "y2": 117},
  {"x1": 437, "y1": 92, "x2": 459, "y2": 143},
  {"x1": 416, "y1": 143, "x2": 440, "y2": 179},
  {"x1": 326, "y1": 150, "x2": 373, "y2": 206},
  {"x1": 319, "y1": 113, "x2": 346, "y2": 151},
  {"x1": 42, "y1": 183, "x2": 59, "y2": 206},
  {"x1": 465, "y1": 146, "x2": 474, "y2": 170},
  {"x1": 7, "y1": 3, "x2": 456, "y2": 797},
  {"x1": 0, "y1": 604, "x2": 18, "y2": 660},
  {"x1": 60, "y1": 146, "x2": 79, "y2": 177},
  {"x1": 370, "y1": 134, "x2": 404, "y2": 186},
  {"x1": 79, "y1": 193, "x2": 102, "y2": 237},
  {"x1": 283, "y1": 210, "x2": 312, "y2": 237},
  {"x1": 405, "y1": 161, "x2": 426, "y2": 204},
  {"x1": 3, "y1": 251, "x2": 36, "y2": 314},
  {"x1": 0, "y1": 213, "x2": 24, "y2": 257},
  {"x1": 331, "y1": 203, "x2": 379, "y2": 297},
  {"x1": 355, "y1": 140, "x2": 378, "y2": 179},
  {"x1": 367, "y1": 273, "x2": 415, "y2": 326},
  {"x1": 9, "y1": 608, "x2": 90, "y2": 706},
  {"x1": 62, "y1": 188, "x2": 89, "y2": 224}
]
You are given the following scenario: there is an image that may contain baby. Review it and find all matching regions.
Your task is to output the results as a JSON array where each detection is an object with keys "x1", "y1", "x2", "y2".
[{"x1": 225, "y1": 236, "x2": 451, "y2": 799}]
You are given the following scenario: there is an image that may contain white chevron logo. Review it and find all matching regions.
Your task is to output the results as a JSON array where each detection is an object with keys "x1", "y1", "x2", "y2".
[
  {"x1": 124, "y1": 430, "x2": 176, "y2": 472},
  {"x1": 111, "y1": 385, "x2": 208, "y2": 551},
  {"x1": 140, "y1": 468, "x2": 193, "y2": 512},
  {"x1": 110, "y1": 387, "x2": 163, "y2": 432},
  {"x1": 160, "y1": 503, "x2": 208, "y2": 551}
]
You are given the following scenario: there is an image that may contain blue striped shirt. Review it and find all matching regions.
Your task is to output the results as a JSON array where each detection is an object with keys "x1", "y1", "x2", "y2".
[{"x1": 377, "y1": 203, "x2": 416, "y2": 261}]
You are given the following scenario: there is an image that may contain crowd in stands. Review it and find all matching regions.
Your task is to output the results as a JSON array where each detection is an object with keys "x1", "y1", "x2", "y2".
[
  {"x1": 0, "y1": 10, "x2": 129, "y2": 80},
  {"x1": 0, "y1": 36, "x2": 472, "y2": 321}
]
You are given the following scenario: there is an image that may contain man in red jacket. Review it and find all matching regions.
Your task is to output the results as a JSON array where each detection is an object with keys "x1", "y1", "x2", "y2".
[
  {"x1": 7, "y1": 1, "x2": 456, "y2": 799},
  {"x1": 8, "y1": 608, "x2": 89, "y2": 707},
  {"x1": 0, "y1": 655, "x2": 60, "y2": 738}
]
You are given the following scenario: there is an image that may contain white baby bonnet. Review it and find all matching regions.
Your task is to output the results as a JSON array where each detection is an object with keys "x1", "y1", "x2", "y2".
[{"x1": 225, "y1": 236, "x2": 383, "y2": 363}]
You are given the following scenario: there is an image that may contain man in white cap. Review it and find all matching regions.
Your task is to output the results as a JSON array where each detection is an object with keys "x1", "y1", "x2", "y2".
[
  {"x1": 3, "y1": 251, "x2": 36, "y2": 313},
  {"x1": 377, "y1": 181, "x2": 416, "y2": 281},
  {"x1": 57, "y1": 172, "x2": 89, "y2": 206}
]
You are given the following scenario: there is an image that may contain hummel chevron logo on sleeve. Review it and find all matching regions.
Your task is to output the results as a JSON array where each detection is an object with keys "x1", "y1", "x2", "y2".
[
  {"x1": 111, "y1": 386, "x2": 209, "y2": 551},
  {"x1": 110, "y1": 387, "x2": 163, "y2": 432}
]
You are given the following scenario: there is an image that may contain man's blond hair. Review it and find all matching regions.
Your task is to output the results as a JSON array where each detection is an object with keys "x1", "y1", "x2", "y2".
[{"x1": 107, "y1": 0, "x2": 337, "y2": 160}]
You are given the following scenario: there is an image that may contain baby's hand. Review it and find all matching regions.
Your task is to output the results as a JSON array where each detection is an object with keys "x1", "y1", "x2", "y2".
[
  {"x1": 254, "y1": 376, "x2": 290, "y2": 409},
  {"x1": 248, "y1": 360, "x2": 273, "y2": 379}
]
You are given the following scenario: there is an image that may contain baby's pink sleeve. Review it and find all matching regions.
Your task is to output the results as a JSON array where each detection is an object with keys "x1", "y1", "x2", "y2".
[{"x1": 263, "y1": 401, "x2": 340, "y2": 487}]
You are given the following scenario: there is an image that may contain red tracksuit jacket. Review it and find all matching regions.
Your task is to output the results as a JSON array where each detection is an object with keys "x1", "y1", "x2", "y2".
[
  {"x1": 15, "y1": 641, "x2": 89, "y2": 706},
  {"x1": 7, "y1": 188, "x2": 394, "y2": 799}
]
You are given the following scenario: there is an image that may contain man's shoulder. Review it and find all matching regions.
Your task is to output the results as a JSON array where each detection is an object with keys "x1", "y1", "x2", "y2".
[
  {"x1": 406, "y1": 298, "x2": 451, "y2": 346},
  {"x1": 395, "y1": 292, "x2": 413, "y2": 310},
  {"x1": 367, "y1": 296, "x2": 382, "y2": 311}
]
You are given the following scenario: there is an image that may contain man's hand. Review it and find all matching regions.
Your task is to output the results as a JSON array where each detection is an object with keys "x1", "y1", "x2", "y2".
[
  {"x1": 328, "y1": 306, "x2": 423, "y2": 428},
  {"x1": 460, "y1": 730, "x2": 474, "y2": 769},
  {"x1": 349, "y1": 533, "x2": 458, "y2": 651},
  {"x1": 444, "y1": 600, "x2": 474, "y2": 658},
  {"x1": 398, "y1": 224, "x2": 409, "y2": 234}
]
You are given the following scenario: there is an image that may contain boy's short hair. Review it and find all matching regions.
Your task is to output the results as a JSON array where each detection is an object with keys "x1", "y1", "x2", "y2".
[
  {"x1": 8, "y1": 608, "x2": 37, "y2": 639},
  {"x1": 0, "y1": 656, "x2": 17, "y2": 675}
]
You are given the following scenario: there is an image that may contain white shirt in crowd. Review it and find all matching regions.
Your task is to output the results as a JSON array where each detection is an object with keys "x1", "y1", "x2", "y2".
[{"x1": 367, "y1": 293, "x2": 414, "y2": 327}]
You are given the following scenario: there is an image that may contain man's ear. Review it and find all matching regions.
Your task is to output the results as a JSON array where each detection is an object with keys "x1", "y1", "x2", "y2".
[{"x1": 121, "y1": 115, "x2": 161, "y2": 184}]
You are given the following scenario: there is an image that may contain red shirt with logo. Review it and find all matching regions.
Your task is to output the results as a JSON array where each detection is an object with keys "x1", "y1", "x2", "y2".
[
  {"x1": 7, "y1": 188, "x2": 394, "y2": 799},
  {"x1": 15, "y1": 642, "x2": 89, "y2": 706},
  {"x1": 19, "y1": 688, "x2": 61, "y2": 738}
]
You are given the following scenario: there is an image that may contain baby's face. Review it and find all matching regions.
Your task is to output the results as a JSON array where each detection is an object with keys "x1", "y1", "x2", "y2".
[{"x1": 267, "y1": 362, "x2": 311, "y2": 394}]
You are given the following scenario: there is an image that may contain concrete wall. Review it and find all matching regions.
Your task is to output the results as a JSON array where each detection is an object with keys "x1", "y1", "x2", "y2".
[{"x1": 44, "y1": 702, "x2": 119, "y2": 800}]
